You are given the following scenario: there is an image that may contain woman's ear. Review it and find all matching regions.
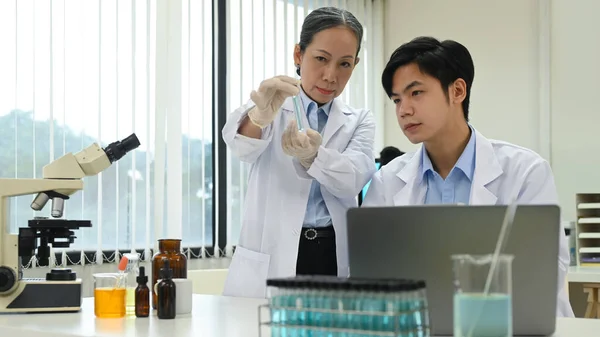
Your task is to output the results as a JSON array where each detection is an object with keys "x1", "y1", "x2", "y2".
[{"x1": 293, "y1": 44, "x2": 302, "y2": 67}]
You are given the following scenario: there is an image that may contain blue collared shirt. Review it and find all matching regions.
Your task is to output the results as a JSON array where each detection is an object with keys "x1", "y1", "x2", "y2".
[
  {"x1": 422, "y1": 126, "x2": 476, "y2": 205},
  {"x1": 299, "y1": 89, "x2": 333, "y2": 228}
]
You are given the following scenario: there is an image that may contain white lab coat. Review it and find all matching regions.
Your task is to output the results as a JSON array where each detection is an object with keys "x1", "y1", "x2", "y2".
[
  {"x1": 221, "y1": 97, "x2": 376, "y2": 299},
  {"x1": 362, "y1": 128, "x2": 574, "y2": 317}
]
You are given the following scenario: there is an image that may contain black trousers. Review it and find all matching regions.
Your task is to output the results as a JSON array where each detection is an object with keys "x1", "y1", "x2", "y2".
[{"x1": 295, "y1": 225, "x2": 338, "y2": 276}]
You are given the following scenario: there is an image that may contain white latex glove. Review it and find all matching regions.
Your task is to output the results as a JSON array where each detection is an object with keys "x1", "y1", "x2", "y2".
[
  {"x1": 248, "y1": 75, "x2": 300, "y2": 128},
  {"x1": 281, "y1": 119, "x2": 322, "y2": 169}
]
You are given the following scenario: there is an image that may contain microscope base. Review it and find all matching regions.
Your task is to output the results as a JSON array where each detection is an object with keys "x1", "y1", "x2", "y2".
[{"x1": 0, "y1": 278, "x2": 82, "y2": 313}]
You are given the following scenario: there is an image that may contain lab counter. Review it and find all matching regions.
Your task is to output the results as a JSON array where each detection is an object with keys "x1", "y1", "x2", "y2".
[
  {"x1": 568, "y1": 266, "x2": 600, "y2": 283},
  {"x1": 0, "y1": 294, "x2": 598, "y2": 337}
]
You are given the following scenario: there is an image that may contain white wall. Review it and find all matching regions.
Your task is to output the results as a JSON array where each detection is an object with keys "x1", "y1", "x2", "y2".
[
  {"x1": 384, "y1": 0, "x2": 543, "y2": 154},
  {"x1": 550, "y1": 0, "x2": 600, "y2": 221},
  {"x1": 383, "y1": 0, "x2": 600, "y2": 221}
]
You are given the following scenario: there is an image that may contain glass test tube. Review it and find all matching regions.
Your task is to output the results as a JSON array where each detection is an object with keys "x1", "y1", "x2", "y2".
[{"x1": 292, "y1": 95, "x2": 305, "y2": 132}]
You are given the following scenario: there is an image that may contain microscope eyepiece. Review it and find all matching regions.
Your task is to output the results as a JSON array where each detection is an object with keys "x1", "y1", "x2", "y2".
[{"x1": 103, "y1": 133, "x2": 141, "y2": 163}]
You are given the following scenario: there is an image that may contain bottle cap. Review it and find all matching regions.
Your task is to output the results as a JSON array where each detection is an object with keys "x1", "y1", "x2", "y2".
[
  {"x1": 159, "y1": 259, "x2": 173, "y2": 279},
  {"x1": 137, "y1": 266, "x2": 148, "y2": 284},
  {"x1": 118, "y1": 256, "x2": 129, "y2": 272}
]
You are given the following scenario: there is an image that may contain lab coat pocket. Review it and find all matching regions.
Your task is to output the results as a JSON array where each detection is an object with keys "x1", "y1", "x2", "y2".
[{"x1": 223, "y1": 246, "x2": 271, "y2": 298}]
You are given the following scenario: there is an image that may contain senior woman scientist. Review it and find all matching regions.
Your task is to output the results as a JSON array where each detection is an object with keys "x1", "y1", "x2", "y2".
[{"x1": 221, "y1": 6, "x2": 376, "y2": 298}]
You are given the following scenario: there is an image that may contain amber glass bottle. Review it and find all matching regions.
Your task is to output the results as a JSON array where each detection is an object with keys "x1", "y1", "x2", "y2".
[
  {"x1": 156, "y1": 259, "x2": 176, "y2": 319},
  {"x1": 152, "y1": 239, "x2": 187, "y2": 309},
  {"x1": 135, "y1": 266, "x2": 150, "y2": 318}
]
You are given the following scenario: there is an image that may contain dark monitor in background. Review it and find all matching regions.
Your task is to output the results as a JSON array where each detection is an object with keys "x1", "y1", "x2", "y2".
[{"x1": 358, "y1": 158, "x2": 380, "y2": 205}]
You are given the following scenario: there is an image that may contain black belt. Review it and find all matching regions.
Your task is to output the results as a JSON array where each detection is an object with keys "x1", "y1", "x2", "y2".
[{"x1": 301, "y1": 226, "x2": 335, "y2": 240}]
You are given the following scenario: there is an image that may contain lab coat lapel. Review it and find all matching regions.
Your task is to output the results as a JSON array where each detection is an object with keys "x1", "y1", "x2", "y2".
[
  {"x1": 282, "y1": 98, "x2": 310, "y2": 131},
  {"x1": 321, "y1": 99, "x2": 351, "y2": 147},
  {"x1": 469, "y1": 130, "x2": 503, "y2": 205},
  {"x1": 393, "y1": 150, "x2": 427, "y2": 205}
]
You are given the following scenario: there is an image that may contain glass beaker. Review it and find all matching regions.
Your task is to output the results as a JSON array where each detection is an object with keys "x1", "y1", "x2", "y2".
[
  {"x1": 94, "y1": 273, "x2": 126, "y2": 318},
  {"x1": 452, "y1": 254, "x2": 514, "y2": 337}
]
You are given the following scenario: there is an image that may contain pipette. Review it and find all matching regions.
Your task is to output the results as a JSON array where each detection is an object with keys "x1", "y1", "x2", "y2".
[
  {"x1": 466, "y1": 198, "x2": 518, "y2": 337},
  {"x1": 292, "y1": 95, "x2": 305, "y2": 133}
]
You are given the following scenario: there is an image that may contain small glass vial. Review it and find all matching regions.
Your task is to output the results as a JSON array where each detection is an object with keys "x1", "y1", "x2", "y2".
[
  {"x1": 135, "y1": 266, "x2": 150, "y2": 317},
  {"x1": 156, "y1": 259, "x2": 176, "y2": 319}
]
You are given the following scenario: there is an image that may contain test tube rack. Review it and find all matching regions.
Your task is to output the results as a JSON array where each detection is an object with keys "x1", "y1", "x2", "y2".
[{"x1": 257, "y1": 303, "x2": 430, "y2": 337}]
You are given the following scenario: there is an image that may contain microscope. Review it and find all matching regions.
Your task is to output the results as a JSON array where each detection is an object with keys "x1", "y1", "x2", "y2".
[{"x1": 0, "y1": 133, "x2": 140, "y2": 313}]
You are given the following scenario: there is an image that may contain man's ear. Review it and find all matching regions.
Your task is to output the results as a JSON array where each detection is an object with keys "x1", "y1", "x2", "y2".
[{"x1": 451, "y1": 78, "x2": 467, "y2": 104}]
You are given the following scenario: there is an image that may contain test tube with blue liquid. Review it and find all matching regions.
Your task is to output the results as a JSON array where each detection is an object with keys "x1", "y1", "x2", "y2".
[
  {"x1": 416, "y1": 281, "x2": 430, "y2": 337},
  {"x1": 266, "y1": 279, "x2": 284, "y2": 337},
  {"x1": 291, "y1": 95, "x2": 305, "y2": 133}
]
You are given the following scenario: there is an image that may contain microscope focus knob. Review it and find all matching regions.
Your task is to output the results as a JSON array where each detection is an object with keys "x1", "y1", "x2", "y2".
[{"x1": 0, "y1": 266, "x2": 16, "y2": 293}]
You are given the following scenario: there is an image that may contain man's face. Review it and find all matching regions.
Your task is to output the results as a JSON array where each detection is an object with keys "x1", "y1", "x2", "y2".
[{"x1": 390, "y1": 63, "x2": 458, "y2": 144}]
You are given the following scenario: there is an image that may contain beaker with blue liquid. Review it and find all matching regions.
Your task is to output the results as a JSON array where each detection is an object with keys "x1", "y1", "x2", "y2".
[{"x1": 452, "y1": 254, "x2": 514, "y2": 337}]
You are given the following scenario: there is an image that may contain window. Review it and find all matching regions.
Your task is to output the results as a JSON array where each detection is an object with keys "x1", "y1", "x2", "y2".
[
  {"x1": 0, "y1": 0, "x2": 383, "y2": 266},
  {"x1": 225, "y1": 0, "x2": 386, "y2": 250},
  {"x1": 0, "y1": 0, "x2": 215, "y2": 264}
]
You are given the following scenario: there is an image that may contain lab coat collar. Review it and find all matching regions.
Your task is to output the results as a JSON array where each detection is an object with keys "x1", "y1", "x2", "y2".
[
  {"x1": 469, "y1": 129, "x2": 503, "y2": 204},
  {"x1": 420, "y1": 125, "x2": 477, "y2": 181},
  {"x1": 282, "y1": 97, "x2": 352, "y2": 147},
  {"x1": 393, "y1": 128, "x2": 503, "y2": 205}
]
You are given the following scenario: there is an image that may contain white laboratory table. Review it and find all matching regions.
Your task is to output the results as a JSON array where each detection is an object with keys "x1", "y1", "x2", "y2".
[
  {"x1": 568, "y1": 266, "x2": 600, "y2": 283},
  {"x1": 0, "y1": 294, "x2": 599, "y2": 337}
]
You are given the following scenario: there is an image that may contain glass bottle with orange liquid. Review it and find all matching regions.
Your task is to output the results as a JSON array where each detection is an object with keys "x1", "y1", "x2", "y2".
[{"x1": 94, "y1": 273, "x2": 126, "y2": 318}]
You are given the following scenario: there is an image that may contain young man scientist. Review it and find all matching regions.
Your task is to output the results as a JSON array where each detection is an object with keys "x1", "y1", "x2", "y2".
[{"x1": 362, "y1": 36, "x2": 574, "y2": 317}]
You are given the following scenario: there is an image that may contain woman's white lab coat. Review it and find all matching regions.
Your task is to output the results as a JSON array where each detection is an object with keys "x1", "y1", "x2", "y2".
[
  {"x1": 362, "y1": 128, "x2": 574, "y2": 318},
  {"x1": 221, "y1": 97, "x2": 376, "y2": 299}
]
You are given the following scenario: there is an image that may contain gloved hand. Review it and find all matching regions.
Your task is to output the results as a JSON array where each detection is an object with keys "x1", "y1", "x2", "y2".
[
  {"x1": 248, "y1": 75, "x2": 300, "y2": 128},
  {"x1": 281, "y1": 120, "x2": 322, "y2": 169}
]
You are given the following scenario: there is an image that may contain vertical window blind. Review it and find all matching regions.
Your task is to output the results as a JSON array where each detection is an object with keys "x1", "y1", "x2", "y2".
[
  {"x1": 0, "y1": 0, "x2": 215, "y2": 267},
  {"x1": 0, "y1": 0, "x2": 384, "y2": 267},
  {"x1": 225, "y1": 0, "x2": 386, "y2": 255}
]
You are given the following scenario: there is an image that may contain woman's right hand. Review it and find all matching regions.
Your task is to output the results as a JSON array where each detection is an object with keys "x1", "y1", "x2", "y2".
[{"x1": 248, "y1": 75, "x2": 300, "y2": 128}]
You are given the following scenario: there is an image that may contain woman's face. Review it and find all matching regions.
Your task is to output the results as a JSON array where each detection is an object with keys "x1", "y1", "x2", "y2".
[{"x1": 294, "y1": 26, "x2": 360, "y2": 104}]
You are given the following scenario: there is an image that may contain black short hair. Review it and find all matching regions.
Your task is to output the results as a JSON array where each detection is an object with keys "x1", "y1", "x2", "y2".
[
  {"x1": 296, "y1": 7, "x2": 363, "y2": 76},
  {"x1": 381, "y1": 36, "x2": 475, "y2": 121},
  {"x1": 380, "y1": 146, "x2": 405, "y2": 166}
]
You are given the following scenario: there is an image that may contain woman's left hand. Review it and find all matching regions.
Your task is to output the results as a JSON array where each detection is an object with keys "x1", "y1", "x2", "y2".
[{"x1": 281, "y1": 119, "x2": 322, "y2": 169}]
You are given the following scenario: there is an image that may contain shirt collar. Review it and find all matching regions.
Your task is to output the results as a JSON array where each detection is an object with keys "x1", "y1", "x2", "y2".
[
  {"x1": 421, "y1": 125, "x2": 477, "y2": 181},
  {"x1": 298, "y1": 86, "x2": 333, "y2": 116}
]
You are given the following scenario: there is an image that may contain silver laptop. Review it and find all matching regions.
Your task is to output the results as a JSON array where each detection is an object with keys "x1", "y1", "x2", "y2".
[{"x1": 346, "y1": 205, "x2": 560, "y2": 336}]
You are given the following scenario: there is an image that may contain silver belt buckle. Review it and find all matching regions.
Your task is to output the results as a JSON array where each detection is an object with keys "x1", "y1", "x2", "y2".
[{"x1": 304, "y1": 228, "x2": 318, "y2": 240}]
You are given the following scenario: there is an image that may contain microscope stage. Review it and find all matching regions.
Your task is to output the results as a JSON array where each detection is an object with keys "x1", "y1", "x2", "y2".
[{"x1": 28, "y1": 218, "x2": 92, "y2": 229}]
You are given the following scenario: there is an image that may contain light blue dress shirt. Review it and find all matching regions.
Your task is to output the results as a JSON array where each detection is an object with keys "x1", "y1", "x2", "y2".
[
  {"x1": 298, "y1": 89, "x2": 333, "y2": 228},
  {"x1": 422, "y1": 126, "x2": 476, "y2": 205}
]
